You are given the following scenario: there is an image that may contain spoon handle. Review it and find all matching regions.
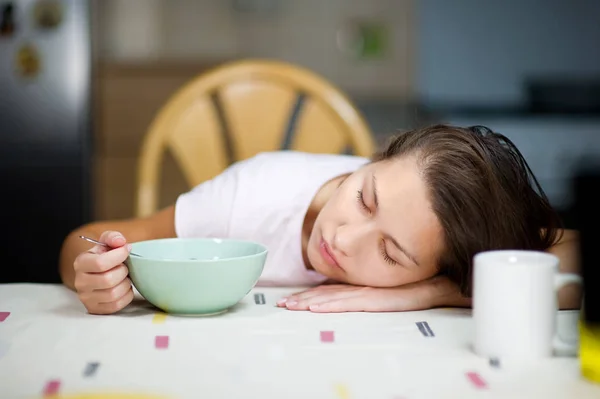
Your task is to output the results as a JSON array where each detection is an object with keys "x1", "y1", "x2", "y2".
[
  {"x1": 79, "y1": 235, "x2": 108, "y2": 247},
  {"x1": 78, "y1": 235, "x2": 140, "y2": 257}
]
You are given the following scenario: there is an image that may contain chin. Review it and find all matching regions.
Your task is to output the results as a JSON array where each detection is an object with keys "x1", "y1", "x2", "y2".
[
  {"x1": 306, "y1": 246, "x2": 330, "y2": 277},
  {"x1": 306, "y1": 247, "x2": 321, "y2": 271}
]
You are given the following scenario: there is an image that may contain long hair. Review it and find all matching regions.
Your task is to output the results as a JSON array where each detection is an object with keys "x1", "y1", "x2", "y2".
[{"x1": 373, "y1": 124, "x2": 562, "y2": 296}]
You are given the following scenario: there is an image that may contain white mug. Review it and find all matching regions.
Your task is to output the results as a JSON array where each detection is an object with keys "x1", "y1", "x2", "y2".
[{"x1": 472, "y1": 250, "x2": 582, "y2": 360}]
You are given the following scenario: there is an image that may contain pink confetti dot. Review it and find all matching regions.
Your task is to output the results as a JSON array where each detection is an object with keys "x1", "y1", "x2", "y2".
[
  {"x1": 155, "y1": 335, "x2": 169, "y2": 349},
  {"x1": 320, "y1": 331, "x2": 335, "y2": 343},
  {"x1": 466, "y1": 371, "x2": 488, "y2": 389},
  {"x1": 43, "y1": 379, "x2": 61, "y2": 396}
]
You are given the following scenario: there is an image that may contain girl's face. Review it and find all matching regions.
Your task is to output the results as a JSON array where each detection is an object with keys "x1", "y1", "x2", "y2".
[{"x1": 307, "y1": 156, "x2": 444, "y2": 287}]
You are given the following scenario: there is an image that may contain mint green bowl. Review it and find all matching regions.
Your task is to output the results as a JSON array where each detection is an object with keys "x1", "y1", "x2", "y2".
[{"x1": 126, "y1": 238, "x2": 267, "y2": 315}]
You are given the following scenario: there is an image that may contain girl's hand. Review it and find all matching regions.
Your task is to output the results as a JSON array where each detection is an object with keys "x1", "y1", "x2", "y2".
[
  {"x1": 73, "y1": 231, "x2": 134, "y2": 315},
  {"x1": 276, "y1": 276, "x2": 471, "y2": 313}
]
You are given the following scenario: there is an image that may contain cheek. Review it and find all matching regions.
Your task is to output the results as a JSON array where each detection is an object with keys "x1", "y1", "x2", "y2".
[
  {"x1": 330, "y1": 185, "x2": 361, "y2": 216},
  {"x1": 318, "y1": 192, "x2": 348, "y2": 224},
  {"x1": 350, "y1": 257, "x2": 439, "y2": 287},
  {"x1": 413, "y1": 265, "x2": 439, "y2": 281}
]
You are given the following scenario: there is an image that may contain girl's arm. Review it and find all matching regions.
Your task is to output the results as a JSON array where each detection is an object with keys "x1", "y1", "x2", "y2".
[
  {"x1": 282, "y1": 228, "x2": 582, "y2": 313},
  {"x1": 547, "y1": 229, "x2": 582, "y2": 309},
  {"x1": 549, "y1": 229, "x2": 580, "y2": 273}
]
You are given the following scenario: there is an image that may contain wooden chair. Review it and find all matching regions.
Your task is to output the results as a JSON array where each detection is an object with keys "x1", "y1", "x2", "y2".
[{"x1": 135, "y1": 59, "x2": 375, "y2": 217}]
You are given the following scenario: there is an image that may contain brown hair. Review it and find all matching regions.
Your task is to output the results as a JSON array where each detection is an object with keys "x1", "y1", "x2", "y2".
[{"x1": 373, "y1": 124, "x2": 563, "y2": 296}]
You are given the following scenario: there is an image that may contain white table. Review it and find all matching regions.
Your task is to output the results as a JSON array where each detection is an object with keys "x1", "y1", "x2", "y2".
[{"x1": 0, "y1": 283, "x2": 599, "y2": 399}]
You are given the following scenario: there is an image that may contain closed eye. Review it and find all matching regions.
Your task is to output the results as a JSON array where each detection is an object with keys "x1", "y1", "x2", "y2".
[
  {"x1": 356, "y1": 190, "x2": 371, "y2": 214},
  {"x1": 380, "y1": 240, "x2": 398, "y2": 266}
]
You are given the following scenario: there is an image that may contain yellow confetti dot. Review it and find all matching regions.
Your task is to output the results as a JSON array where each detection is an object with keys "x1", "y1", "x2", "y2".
[
  {"x1": 335, "y1": 384, "x2": 350, "y2": 399},
  {"x1": 152, "y1": 313, "x2": 167, "y2": 324}
]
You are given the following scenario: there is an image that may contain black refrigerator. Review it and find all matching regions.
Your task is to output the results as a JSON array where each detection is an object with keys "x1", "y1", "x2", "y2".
[{"x1": 0, "y1": 0, "x2": 93, "y2": 283}]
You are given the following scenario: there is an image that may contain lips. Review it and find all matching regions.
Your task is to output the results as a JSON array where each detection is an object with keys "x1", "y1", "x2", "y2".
[{"x1": 319, "y1": 238, "x2": 341, "y2": 269}]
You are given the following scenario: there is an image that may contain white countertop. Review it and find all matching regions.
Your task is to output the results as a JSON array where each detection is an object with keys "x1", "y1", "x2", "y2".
[{"x1": 0, "y1": 283, "x2": 598, "y2": 398}]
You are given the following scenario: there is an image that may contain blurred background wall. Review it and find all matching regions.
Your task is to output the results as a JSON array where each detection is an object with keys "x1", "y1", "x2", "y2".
[
  {"x1": 91, "y1": 0, "x2": 416, "y2": 222},
  {"x1": 1, "y1": 0, "x2": 599, "y2": 282}
]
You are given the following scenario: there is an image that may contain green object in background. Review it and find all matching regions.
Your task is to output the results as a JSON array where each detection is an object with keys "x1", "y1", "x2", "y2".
[
  {"x1": 126, "y1": 238, "x2": 267, "y2": 315},
  {"x1": 358, "y1": 22, "x2": 388, "y2": 59},
  {"x1": 337, "y1": 20, "x2": 389, "y2": 60}
]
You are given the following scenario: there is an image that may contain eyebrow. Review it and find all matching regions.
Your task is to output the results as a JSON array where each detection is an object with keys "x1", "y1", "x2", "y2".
[
  {"x1": 372, "y1": 174, "x2": 379, "y2": 209},
  {"x1": 372, "y1": 173, "x2": 420, "y2": 267}
]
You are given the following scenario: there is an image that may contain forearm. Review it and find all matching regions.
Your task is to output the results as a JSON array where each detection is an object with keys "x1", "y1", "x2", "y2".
[
  {"x1": 426, "y1": 275, "x2": 471, "y2": 308},
  {"x1": 547, "y1": 229, "x2": 582, "y2": 309},
  {"x1": 548, "y1": 229, "x2": 580, "y2": 274}
]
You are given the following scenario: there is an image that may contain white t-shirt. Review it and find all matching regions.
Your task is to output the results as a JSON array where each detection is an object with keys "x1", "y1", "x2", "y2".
[{"x1": 174, "y1": 151, "x2": 369, "y2": 286}]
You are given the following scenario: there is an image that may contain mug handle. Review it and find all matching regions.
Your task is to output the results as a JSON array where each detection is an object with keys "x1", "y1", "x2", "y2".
[{"x1": 552, "y1": 273, "x2": 583, "y2": 354}]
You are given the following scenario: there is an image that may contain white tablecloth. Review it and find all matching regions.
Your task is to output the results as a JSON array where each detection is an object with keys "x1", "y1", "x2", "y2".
[{"x1": 0, "y1": 283, "x2": 599, "y2": 398}]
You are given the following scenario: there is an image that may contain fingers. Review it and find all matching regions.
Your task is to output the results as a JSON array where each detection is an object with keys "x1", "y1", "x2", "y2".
[
  {"x1": 79, "y1": 277, "x2": 132, "y2": 304},
  {"x1": 309, "y1": 296, "x2": 384, "y2": 313},
  {"x1": 296, "y1": 289, "x2": 394, "y2": 313},
  {"x1": 76, "y1": 265, "x2": 132, "y2": 315},
  {"x1": 99, "y1": 230, "x2": 127, "y2": 248},
  {"x1": 85, "y1": 231, "x2": 127, "y2": 256},
  {"x1": 74, "y1": 265, "x2": 129, "y2": 292},
  {"x1": 74, "y1": 246, "x2": 131, "y2": 273},
  {"x1": 93, "y1": 246, "x2": 132, "y2": 272},
  {"x1": 277, "y1": 285, "x2": 409, "y2": 313},
  {"x1": 83, "y1": 287, "x2": 134, "y2": 315},
  {"x1": 284, "y1": 288, "x2": 368, "y2": 311},
  {"x1": 276, "y1": 289, "x2": 324, "y2": 307},
  {"x1": 73, "y1": 230, "x2": 133, "y2": 315},
  {"x1": 276, "y1": 285, "x2": 358, "y2": 307},
  {"x1": 287, "y1": 284, "x2": 349, "y2": 296}
]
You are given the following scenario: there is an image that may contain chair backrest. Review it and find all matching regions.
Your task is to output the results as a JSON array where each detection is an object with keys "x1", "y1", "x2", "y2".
[{"x1": 136, "y1": 59, "x2": 376, "y2": 217}]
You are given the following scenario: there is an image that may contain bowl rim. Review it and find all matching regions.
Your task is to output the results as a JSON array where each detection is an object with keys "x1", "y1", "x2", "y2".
[{"x1": 128, "y1": 237, "x2": 268, "y2": 263}]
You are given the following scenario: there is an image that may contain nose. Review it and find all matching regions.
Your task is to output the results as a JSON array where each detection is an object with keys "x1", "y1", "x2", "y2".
[{"x1": 333, "y1": 222, "x2": 373, "y2": 257}]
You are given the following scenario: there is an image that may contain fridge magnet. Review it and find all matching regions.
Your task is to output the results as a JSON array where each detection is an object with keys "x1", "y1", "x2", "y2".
[
  {"x1": 0, "y1": 2, "x2": 16, "y2": 37},
  {"x1": 32, "y1": 0, "x2": 63, "y2": 30},
  {"x1": 15, "y1": 43, "x2": 41, "y2": 79}
]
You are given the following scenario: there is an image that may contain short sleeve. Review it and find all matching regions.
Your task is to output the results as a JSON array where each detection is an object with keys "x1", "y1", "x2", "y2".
[{"x1": 174, "y1": 161, "x2": 243, "y2": 239}]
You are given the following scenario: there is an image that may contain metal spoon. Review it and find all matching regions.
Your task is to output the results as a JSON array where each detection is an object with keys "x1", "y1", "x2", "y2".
[{"x1": 79, "y1": 235, "x2": 142, "y2": 257}]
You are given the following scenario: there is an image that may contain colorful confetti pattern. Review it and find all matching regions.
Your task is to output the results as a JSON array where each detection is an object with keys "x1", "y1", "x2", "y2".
[{"x1": 0, "y1": 285, "x2": 592, "y2": 399}]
